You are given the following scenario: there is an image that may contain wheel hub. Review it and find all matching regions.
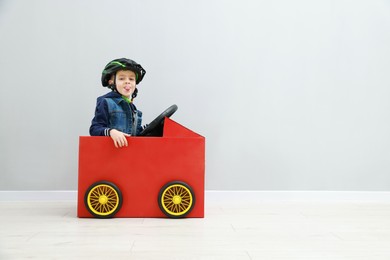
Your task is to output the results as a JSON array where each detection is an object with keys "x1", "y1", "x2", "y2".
[
  {"x1": 172, "y1": 195, "x2": 182, "y2": 204},
  {"x1": 99, "y1": 195, "x2": 108, "y2": 204}
]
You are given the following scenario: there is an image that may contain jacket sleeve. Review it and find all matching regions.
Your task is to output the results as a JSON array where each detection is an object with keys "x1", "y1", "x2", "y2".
[{"x1": 89, "y1": 97, "x2": 111, "y2": 136}]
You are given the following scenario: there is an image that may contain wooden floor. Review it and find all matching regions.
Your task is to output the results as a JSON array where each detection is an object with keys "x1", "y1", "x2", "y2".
[{"x1": 1, "y1": 198, "x2": 390, "y2": 259}]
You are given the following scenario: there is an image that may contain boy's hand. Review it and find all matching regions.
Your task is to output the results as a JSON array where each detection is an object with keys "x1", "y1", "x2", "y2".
[{"x1": 109, "y1": 129, "x2": 130, "y2": 148}]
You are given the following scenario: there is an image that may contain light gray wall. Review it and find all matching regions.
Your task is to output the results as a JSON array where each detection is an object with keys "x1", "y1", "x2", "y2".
[{"x1": 1, "y1": 0, "x2": 390, "y2": 191}]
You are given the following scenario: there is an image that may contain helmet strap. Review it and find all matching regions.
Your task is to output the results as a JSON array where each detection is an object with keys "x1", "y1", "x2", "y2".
[{"x1": 108, "y1": 74, "x2": 118, "y2": 92}]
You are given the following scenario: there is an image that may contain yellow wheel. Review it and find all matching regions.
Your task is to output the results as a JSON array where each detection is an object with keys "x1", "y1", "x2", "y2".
[
  {"x1": 158, "y1": 181, "x2": 195, "y2": 218},
  {"x1": 84, "y1": 181, "x2": 122, "y2": 218}
]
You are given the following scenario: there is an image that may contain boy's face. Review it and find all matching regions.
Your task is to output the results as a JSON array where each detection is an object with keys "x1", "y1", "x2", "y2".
[{"x1": 110, "y1": 70, "x2": 137, "y2": 98}]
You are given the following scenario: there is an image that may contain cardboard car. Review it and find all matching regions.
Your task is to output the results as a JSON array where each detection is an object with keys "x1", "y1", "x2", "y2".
[{"x1": 77, "y1": 106, "x2": 205, "y2": 218}]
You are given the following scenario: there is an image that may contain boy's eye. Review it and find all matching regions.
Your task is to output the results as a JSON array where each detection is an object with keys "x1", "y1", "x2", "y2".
[{"x1": 117, "y1": 76, "x2": 135, "y2": 81}]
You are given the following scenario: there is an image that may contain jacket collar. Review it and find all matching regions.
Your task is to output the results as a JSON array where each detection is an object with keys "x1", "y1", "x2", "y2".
[
  {"x1": 103, "y1": 91, "x2": 137, "y2": 110},
  {"x1": 103, "y1": 91, "x2": 125, "y2": 104}
]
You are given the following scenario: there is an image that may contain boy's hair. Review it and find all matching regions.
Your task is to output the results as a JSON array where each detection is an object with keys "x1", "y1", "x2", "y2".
[{"x1": 101, "y1": 58, "x2": 146, "y2": 87}]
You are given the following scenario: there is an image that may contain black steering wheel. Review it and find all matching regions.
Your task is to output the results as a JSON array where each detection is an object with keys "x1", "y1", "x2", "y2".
[{"x1": 139, "y1": 104, "x2": 178, "y2": 136}]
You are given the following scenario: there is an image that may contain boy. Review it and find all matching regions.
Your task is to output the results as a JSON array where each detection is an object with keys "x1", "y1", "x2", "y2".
[{"x1": 90, "y1": 58, "x2": 146, "y2": 148}]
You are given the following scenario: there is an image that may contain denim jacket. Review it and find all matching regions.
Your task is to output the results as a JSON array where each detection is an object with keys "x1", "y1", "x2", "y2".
[{"x1": 90, "y1": 91, "x2": 143, "y2": 136}]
